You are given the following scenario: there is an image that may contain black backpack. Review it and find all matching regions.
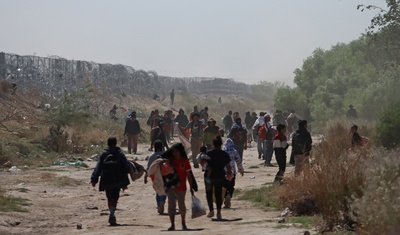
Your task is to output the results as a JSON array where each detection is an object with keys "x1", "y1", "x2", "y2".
[
  {"x1": 102, "y1": 153, "x2": 124, "y2": 188},
  {"x1": 292, "y1": 131, "x2": 307, "y2": 154}
]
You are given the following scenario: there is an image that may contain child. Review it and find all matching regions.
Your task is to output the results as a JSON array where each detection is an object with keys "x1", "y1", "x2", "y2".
[
  {"x1": 273, "y1": 124, "x2": 289, "y2": 183},
  {"x1": 350, "y1": 125, "x2": 362, "y2": 147},
  {"x1": 196, "y1": 146, "x2": 211, "y2": 182},
  {"x1": 144, "y1": 140, "x2": 166, "y2": 214},
  {"x1": 223, "y1": 138, "x2": 244, "y2": 208}
]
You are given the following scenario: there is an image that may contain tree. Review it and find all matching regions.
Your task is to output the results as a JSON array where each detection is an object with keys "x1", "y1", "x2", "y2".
[{"x1": 376, "y1": 102, "x2": 400, "y2": 148}]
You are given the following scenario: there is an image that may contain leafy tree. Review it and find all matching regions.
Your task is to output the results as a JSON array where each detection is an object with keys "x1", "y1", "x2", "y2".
[{"x1": 376, "y1": 102, "x2": 400, "y2": 148}]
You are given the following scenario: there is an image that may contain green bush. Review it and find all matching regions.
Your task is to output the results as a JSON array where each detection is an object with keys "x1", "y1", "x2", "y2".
[{"x1": 376, "y1": 102, "x2": 400, "y2": 148}]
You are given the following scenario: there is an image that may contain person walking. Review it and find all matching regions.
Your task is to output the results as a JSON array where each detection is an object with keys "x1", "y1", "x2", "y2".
[
  {"x1": 223, "y1": 138, "x2": 244, "y2": 208},
  {"x1": 223, "y1": 111, "x2": 233, "y2": 134},
  {"x1": 273, "y1": 110, "x2": 286, "y2": 126},
  {"x1": 170, "y1": 89, "x2": 175, "y2": 105},
  {"x1": 346, "y1": 105, "x2": 358, "y2": 120},
  {"x1": 144, "y1": 140, "x2": 166, "y2": 214},
  {"x1": 291, "y1": 120, "x2": 312, "y2": 175},
  {"x1": 244, "y1": 111, "x2": 254, "y2": 144},
  {"x1": 203, "y1": 118, "x2": 220, "y2": 149},
  {"x1": 161, "y1": 143, "x2": 196, "y2": 231},
  {"x1": 253, "y1": 112, "x2": 266, "y2": 159},
  {"x1": 273, "y1": 124, "x2": 289, "y2": 182},
  {"x1": 181, "y1": 112, "x2": 205, "y2": 168},
  {"x1": 261, "y1": 114, "x2": 275, "y2": 167},
  {"x1": 149, "y1": 120, "x2": 169, "y2": 151},
  {"x1": 124, "y1": 111, "x2": 141, "y2": 154},
  {"x1": 228, "y1": 117, "x2": 248, "y2": 160},
  {"x1": 90, "y1": 137, "x2": 131, "y2": 226},
  {"x1": 175, "y1": 109, "x2": 189, "y2": 128},
  {"x1": 286, "y1": 110, "x2": 298, "y2": 134},
  {"x1": 205, "y1": 136, "x2": 233, "y2": 220}
]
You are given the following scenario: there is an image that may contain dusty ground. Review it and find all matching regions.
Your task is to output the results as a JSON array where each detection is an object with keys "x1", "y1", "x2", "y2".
[{"x1": 0, "y1": 142, "x2": 313, "y2": 235}]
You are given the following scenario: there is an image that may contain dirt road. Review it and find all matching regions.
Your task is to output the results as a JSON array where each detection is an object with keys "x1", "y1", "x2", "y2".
[{"x1": 0, "y1": 143, "x2": 310, "y2": 235}]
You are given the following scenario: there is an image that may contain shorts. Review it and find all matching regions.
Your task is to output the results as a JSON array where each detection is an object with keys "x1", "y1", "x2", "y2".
[{"x1": 167, "y1": 189, "x2": 186, "y2": 215}]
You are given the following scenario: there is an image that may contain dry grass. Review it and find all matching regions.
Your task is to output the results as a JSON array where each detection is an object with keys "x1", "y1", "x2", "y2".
[
  {"x1": 352, "y1": 149, "x2": 400, "y2": 235},
  {"x1": 278, "y1": 122, "x2": 369, "y2": 231},
  {"x1": 15, "y1": 172, "x2": 82, "y2": 187}
]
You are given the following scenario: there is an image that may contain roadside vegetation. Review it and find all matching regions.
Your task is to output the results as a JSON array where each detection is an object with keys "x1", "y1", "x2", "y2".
[{"x1": 0, "y1": 190, "x2": 31, "y2": 212}]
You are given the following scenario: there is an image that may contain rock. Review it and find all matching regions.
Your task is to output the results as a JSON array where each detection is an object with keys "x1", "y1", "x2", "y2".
[
  {"x1": 77, "y1": 223, "x2": 82, "y2": 230},
  {"x1": 304, "y1": 231, "x2": 311, "y2": 235},
  {"x1": 4, "y1": 219, "x2": 21, "y2": 227},
  {"x1": 86, "y1": 206, "x2": 98, "y2": 210}
]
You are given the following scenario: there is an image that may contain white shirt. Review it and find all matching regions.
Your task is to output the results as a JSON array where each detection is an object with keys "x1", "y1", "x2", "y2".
[{"x1": 253, "y1": 117, "x2": 265, "y2": 129}]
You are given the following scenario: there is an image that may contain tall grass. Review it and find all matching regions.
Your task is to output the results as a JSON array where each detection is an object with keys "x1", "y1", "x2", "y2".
[
  {"x1": 353, "y1": 149, "x2": 400, "y2": 235},
  {"x1": 278, "y1": 122, "x2": 369, "y2": 231}
]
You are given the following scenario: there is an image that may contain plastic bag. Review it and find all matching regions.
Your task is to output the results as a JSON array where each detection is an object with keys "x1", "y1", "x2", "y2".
[{"x1": 191, "y1": 196, "x2": 206, "y2": 219}]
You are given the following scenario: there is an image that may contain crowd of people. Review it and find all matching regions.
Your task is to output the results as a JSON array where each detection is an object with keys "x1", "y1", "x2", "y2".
[{"x1": 92, "y1": 106, "x2": 318, "y2": 228}]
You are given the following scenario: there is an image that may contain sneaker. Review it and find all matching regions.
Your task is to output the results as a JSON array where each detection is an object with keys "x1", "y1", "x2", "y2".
[
  {"x1": 108, "y1": 214, "x2": 117, "y2": 226},
  {"x1": 207, "y1": 211, "x2": 215, "y2": 218},
  {"x1": 224, "y1": 195, "x2": 231, "y2": 208},
  {"x1": 216, "y1": 213, "x2": 222, "y2": 220}
]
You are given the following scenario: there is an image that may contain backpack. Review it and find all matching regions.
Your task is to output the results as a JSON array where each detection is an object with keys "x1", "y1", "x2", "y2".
[
  {"x1": 102, "y1": 153, "x2": 124, "y2": 188},
  {"x1": 258, "y1": 125, "x2": 267, "y2": 140},
  {"x1": 258, "y1": 125, "x2": 274, "y2": 141},
  {"x1": 292, "y1": 131, "x2": 307, "y2": 154}
]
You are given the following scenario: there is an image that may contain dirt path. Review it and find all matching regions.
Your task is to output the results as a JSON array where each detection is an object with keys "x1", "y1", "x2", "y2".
[{"x1": 0, "y1": 143, "x2": 309, "y2": 235}]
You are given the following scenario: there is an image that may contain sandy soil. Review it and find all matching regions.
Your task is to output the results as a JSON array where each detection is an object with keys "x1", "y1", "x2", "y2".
[{"x1": 0, "y1": 143, "x2": 312, "y2": 235}]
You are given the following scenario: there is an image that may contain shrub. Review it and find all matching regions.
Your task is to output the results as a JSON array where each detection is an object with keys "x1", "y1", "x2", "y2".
[
  {"x1": 353, "y1": 149, "x2": 400, "y2": 235},
  {"x1": 375, "y1": 102, "x2": 400, "y2": 148},
  {"x1": 278, "y1": 122, "x2": 368, "y2": 231}
]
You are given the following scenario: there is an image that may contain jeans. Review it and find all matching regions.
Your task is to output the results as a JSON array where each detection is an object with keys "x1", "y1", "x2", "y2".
[
  {"x1": 264, "y1": 141, "x2": 273, "y2": 165},
  {"x1": 257, "y1": 140, "x2": 266, "y2": 158},
  {"x1": 156, "y1": 194, "x2": 166, "y2": 207}
]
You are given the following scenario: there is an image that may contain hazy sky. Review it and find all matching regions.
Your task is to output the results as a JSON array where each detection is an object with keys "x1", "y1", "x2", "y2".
[{"x1": 0, "y1": 0, "x2": 381, "y2": 85}]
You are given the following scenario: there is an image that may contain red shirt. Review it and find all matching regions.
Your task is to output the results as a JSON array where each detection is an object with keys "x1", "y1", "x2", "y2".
[{"x1": 172, "y1": 158, "x2": 191, "y2": 191}]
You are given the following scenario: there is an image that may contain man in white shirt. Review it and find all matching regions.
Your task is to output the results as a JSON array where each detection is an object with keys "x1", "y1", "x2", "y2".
[{"x1": 253, "y1": 112, "x2": 266, "y2": 159}]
